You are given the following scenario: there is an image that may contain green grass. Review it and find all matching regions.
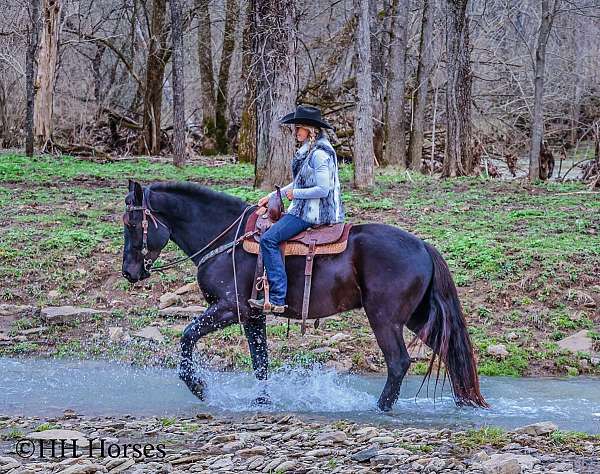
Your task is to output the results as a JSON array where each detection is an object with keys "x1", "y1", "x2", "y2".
[{"x1": 455, "y1": 426, "x2": 508, "y2": 449}]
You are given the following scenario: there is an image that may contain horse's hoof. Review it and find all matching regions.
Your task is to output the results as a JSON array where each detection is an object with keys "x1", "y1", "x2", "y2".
[
  {"x1": 188, "y1": 377, "x2": 206, "y2": 400},
  {"x1": 251, "y1": 394, "x2": 272, "y2": 407},
  {"x1": 377, "y1": 400, "x2": 393, "y2": 412}
]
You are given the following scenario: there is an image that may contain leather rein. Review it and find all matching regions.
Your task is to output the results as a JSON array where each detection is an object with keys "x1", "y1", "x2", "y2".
[{"x1": 125, "y1": 188, "x2": 258, "y2": 273}]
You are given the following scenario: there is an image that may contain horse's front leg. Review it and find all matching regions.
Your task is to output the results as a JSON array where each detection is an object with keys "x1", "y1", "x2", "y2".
[
  {"x1": 243, "y1": 314, "x2": 268, "y2": 380},
  {"x1": 179, "y1": 304, "x2": 236, "y2": 399},
  {"x1": 243, "y1": 315, "x2": 271, "y2": 405}
]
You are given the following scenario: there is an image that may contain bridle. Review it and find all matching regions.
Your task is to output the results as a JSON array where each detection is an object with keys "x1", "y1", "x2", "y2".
[
  {"x1": 125, "y1": 187, "x2": 258, "y2": 273},
  {"x1": 125, "y1": 188, "x2": 169, "y2": 272}
]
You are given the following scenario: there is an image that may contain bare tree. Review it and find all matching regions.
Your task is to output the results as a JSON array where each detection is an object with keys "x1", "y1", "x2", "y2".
[
  {"x1": 170, "y1": 0, "x2": 186, "y2": 166},
  {"x1": 252, "y1": 0, "x2": 297, "y2": 189},
  {"x1": 25, "y1": 0, "x2": 40, "y2": 156},
  {"x1": 215, "y1": 0, "x2": 238, "y2": 153},
  {"x1": 382, "y1": 0, "x2": 409, "y2": 167},
  {"x1": 443, "y1": 0, "x2": 473, "y2": 177},
  {"x1": 196, "y1": 0, "x2": 216, "y2": 131},
  {"x1": 528, "y1": 0, "x2": 561, "y2": 181},
  {"x1": 237, "y1": 0, "x2": 256, "y2": 163},
  {"x1": 33, "y1": 0, "x2": 61, "y2": 148},
  {"x1": 408, "y1": 0, "x2": 435, "y2": 171},
  {"x1": 354, "y1": 0, "x2": 375, "y2": 188},
  {"x1": 139, "y1": 0, "x2": 169, "y2": 156}
]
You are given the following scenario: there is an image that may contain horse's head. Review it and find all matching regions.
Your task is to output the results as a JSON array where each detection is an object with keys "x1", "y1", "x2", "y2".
[{"x1": 121, "y1": 180, "x2": 170, "y2": 283}]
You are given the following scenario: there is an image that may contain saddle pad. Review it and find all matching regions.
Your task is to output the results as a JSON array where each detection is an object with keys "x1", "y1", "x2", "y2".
[{"x1": 242, "y1": 238, "x2": 350, "y2": 256}]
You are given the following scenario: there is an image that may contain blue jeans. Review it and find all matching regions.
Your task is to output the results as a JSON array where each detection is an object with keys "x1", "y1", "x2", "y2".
[{"x1": 260, "y1": 213, "x2": 313, "y2": 305}]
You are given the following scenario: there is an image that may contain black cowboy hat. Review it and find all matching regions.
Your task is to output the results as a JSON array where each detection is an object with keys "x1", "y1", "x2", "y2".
[{"x1": 280, "y1": 105, "x2": 333, "y2": 129}]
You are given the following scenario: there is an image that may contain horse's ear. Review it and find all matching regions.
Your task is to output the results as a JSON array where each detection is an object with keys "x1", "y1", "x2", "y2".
[
  {"x1": 133, "y1": 181, "x2": 143, "y2": 205},
  {"x1": 128, "y1": 179, "x2": 136, "y2": 193}
]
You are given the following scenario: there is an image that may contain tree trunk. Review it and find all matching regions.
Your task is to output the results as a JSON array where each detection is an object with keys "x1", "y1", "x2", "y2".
[
  {"x1": 170, "y1": 0, "x2": 186, "y2": 167},
  {"x1": 196, "y1": 0, "x2": 216, "y2": 131},
  {"x1": 528, "y1": 0, "x2": 559, "y2": 181},
  {"x1": 370, "y1": 0, "x2": 385, "y2": 164},
  {"x1": 237, "y1": 0, "x2": 256, "y2": 163},
  {"x1": 33, "y1": 0, "x2": 61, "y2": 148},
  {"x1": 139, "y1": 0, "x2": 169, "y2": 156},
  {"x1": 408, "y1": 0, "x2": 434, "y2": 171},
  {"x1": 25, "y1": 0, "x2": 40, "y2": 156},
  {"x1": 353, "y1": 0, "x2": 375, "y2": 189},
  {"x1": 253, "y1": 0, "x2": 297, "y2": 190},
  {"x1": 214, "y1": 0, "x2": 238, "y2": 153},
  {"x1": 443, "y1": 0, "x2": 473, "y2": 177},
  {"x1": 382, "y1": 0, "x2": 409, "y2": 167}
]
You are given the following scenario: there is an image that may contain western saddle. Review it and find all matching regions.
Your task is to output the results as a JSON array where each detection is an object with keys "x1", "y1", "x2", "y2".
[{"x1": 243, "y1": 188, "x2": 352, "y2": 334}]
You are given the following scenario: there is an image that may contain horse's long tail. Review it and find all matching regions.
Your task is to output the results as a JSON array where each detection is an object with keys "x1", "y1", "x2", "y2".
[{"x1": 419, "y1": 242, "x2": 489, "y2": 408}]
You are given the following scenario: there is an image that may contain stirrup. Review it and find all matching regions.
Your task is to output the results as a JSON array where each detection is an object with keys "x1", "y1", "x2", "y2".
[{"x1": 248, "y1": 298, "x2": 287, "y2": 314}]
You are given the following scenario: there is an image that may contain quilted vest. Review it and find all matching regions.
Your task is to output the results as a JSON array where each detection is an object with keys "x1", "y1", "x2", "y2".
[{"x1": 287, "y1": 134, "x2": 345, "y2": 225}]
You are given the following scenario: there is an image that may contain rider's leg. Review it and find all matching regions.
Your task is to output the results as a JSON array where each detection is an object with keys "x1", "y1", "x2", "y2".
[{"x1": 259, "y1": 214, "x2": 312, "y2": 306}]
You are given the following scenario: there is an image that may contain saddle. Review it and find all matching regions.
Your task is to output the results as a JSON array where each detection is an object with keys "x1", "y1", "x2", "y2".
[{"x1": 243, "y1": 187, "x2": 352, "y2": 334}]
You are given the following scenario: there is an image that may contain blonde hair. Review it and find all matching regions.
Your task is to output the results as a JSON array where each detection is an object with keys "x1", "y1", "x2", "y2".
[{"x1": 299, "y1": 125, "x2": 321, "y2": 150}]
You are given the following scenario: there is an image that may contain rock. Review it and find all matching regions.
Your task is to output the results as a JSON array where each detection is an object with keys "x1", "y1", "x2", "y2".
[
  {"x1": 108, "y1": 327, "x2": 124, "y2": 342},
  {"x1": 327, "y1": 332, "x2": 352, "y2": 345},
  {"x1": 513, "y1": 421, "x2": 558, "y2": 436},
  {"x1": 221, "y1": 441, "x2": 245, "y2": 453},
  {"x1": 0, "y1": 456, "x2": 20, "y2": 471},
  {"x1": 317, "y1": 430, "x2": 347, "y2": 443},
  {"x1": 378, "y1": 447, "x2": 412, "y2": 456},
  {"x1": 305, "y1": 448, "x2": 333, "y2": 457},
  {"x1": 262, "y1": 457, "x2": 286, "y2": 472},
  {"x1": 133, "y1": 326, "x2": 165, "y2": 343},
  {"x1": 425, "y1": 457, "x2": 446, "y2": 472},
  {"x1": 487, "y1": 344, "x2": 509, "y2": 359},
  {"x1": 590, "y1": 357, "x2": 600, "y2": 366},
  {"x1": 237, "y1": 446, "x2": 267, "y2": 457},
  {"x1": 26, "y1": 429, "x2": 87, "y2": 442},
  {"x1": 408, "y1": 341, "x2": 431, "y2": 360},
  {"x1": 370, "y1": 454, "x2": 396, "y2": 465},
  {"x1": 57, "y1": 463, "x2": 108, "y2": 474},
  {"x1": 0, "y1": 304, "x2": 39, "y2": 318},
  {"x1": 472, "y1": 450, "x2": 491, "y2": 462},
  {"x1": 547, "y1": 462, "x2": 574, "y2": 472},
  {"x1": 174, "y1": 282, "x2": 198, "y2": 295},
  {"x1": 19, "y1": 326, "x2": 47, "y2": 335},
  {"x1": 351, "y1": 447, "x2": 378, "y2": 462},
  {"x1": 158, "y1": 305, "x2": 206, "y2": 318},
  {"x1": 41, "y1": 306, "x2": 108, "y2": 324},
  {"x1": 481, "y1": 455, "x2": 522, "y2": 474},
  {"x1": 324, "y1": 359, "x2": 352, "y2": 372},
  {"x1": 274, "y1": 461, "x2": 296, "y2": 472},
  {"x1": 209, "y1": 456, "x2": 233, "y2": 469},
  {"x1": 370, "y1": 436, "x2": 395, "y2": 444},
  {"x1": 557, "y1": 330, "x2": 593, "y2": 353},
  {"x1": 506, "y1": 332, "x2": 519, "y2": 341},
  {"x1": 159, "y1": 292, "x2": 181, "y2": 309},
  {"x1": 109, "y1": 458, "x2": 135, "y2": 473},
  {"x1": 48, "y1": 290, "x2": 60, "y2": 298}
]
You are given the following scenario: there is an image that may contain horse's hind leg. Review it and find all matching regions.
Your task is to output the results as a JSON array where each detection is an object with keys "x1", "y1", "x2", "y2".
[
  {"x1": 179, "y1": 304, "x2": 237, "y2": 399},
  {"x1": 363, "y1": 299, "x2": 412, "y2": 411}
]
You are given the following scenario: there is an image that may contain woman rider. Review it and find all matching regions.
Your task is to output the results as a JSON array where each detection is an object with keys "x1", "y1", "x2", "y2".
[{"x1": 248, "y1": 105, "x2": 345, "y2": 314}]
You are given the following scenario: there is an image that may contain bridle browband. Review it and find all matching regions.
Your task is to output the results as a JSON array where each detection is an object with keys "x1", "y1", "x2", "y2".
[{"x1": 125, "y1": 187, "x2": 258, "y2": 273}]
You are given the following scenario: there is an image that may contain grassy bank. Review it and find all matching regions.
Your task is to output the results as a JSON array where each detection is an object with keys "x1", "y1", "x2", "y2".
[{"x1": 0, "y1": 153, "x2": 598, "y2": 377}]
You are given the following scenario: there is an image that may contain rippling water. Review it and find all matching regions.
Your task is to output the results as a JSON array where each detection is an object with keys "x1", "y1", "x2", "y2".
[{"x1": 2, "y1": 357, "x2": 599, "y2": 433}]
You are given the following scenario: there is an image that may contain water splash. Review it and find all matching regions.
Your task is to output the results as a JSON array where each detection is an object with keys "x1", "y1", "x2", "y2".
[{"x1": 199, "y1": 365, "x2": 377, "y2": 413}]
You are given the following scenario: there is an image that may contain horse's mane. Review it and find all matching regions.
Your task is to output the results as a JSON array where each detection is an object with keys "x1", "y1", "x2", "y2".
[{"x1": 149, "y1": 181, "x2": 246, "y2": 207}]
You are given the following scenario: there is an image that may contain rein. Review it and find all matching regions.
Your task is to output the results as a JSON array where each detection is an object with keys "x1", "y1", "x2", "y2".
[{"x1": 126, "y1": 188, "x2": 258, "y2": 273}]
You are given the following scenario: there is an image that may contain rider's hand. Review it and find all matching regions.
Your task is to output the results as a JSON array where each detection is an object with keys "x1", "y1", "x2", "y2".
[
  {"x1": 258, "y1": 195, "x2": 269, "y2": 207},
  {"x1": 285, "y1": 189, "x2": 294, "y2": 200}
]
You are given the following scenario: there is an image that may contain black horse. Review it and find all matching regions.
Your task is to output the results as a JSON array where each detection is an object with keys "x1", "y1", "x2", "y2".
[{"x1": 121, "y1": 180, "x2": 488, "y2": 411}]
